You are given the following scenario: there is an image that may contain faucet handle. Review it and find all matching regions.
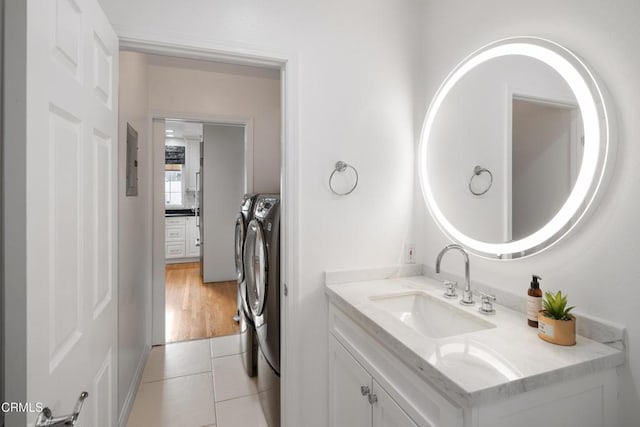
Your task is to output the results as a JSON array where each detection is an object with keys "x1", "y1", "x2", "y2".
[
  {"x1": 478, "y1": 292, "x2": 496, "y2": 315},
  {"x1": 443, "y1": 281, "x2": 458, "y2": 299}
]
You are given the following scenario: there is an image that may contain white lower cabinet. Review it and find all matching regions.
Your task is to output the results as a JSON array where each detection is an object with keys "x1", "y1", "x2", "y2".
[
  {"x1": 330, "y1": 335, "x2": 417, "y2": 427},
  {"x1": 165, "y1": 216, "x2": 200, "y2": 260},
  {"x1": 186, "y1": 216, "x2": 201, "y2": 257},
  {"x1": 329, "y1": 335, "x2": 372, "y2": 427},
  {"x1": 329, "y1": 303, "x2": 618, "y2": 427},
  {"x1": 165, "y1": 217, "x2": 186, "y2": 259},
  {"x1": 373, "y1": 380, "x2": 418, "y2": 427}
]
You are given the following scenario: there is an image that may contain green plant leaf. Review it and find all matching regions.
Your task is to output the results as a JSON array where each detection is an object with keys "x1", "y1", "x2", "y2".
[{"x1": 542, "y1": 291, "x2": 574, "y2": 320}]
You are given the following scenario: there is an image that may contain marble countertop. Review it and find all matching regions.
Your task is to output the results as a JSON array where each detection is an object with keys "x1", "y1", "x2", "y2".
[{"x1": 326, "y1": 275, "x2": 624, "y2": 406}]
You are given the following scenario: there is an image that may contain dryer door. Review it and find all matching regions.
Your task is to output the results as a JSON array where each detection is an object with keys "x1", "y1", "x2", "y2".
[
  {"x1": 245, "y1": 219, "x2": 268, "y2": 320},
  {"x1": 234, "y1": 214, "x2": 246, "y2": 282}
]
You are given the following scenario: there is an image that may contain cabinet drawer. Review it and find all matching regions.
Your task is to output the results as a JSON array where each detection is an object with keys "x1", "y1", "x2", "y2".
[
  {"x1": 166, "y1": 226, "x2": 186, "y2": 242},
  {"x1": 165, "y1": 243, "x2": 185, "y2": 258},
  {"x1": 166, "y1": 217, "x2": 186, "y2": 227}
]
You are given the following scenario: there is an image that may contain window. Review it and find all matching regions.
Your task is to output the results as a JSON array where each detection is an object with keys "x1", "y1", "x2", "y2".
[{"x1": 165, "y1": 166, "x2": 183, "y2": 206}]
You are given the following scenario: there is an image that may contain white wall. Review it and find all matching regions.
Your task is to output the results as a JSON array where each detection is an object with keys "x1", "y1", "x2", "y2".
[
  {"x1": 146, "y1": 55, "x2": 281, "y2": 193},
  {"x1": 415, "y1": 1, "x2": 640, "y2": 425},
  {"x1": 117, "y1": 51, "x2": 152, "y2": 419},
  {"x1": 99, "y1": 1, "x2": 419, "y2": 425},
  {"x1": 202, "y1": 124, "x2": 245, "y2": 282}
]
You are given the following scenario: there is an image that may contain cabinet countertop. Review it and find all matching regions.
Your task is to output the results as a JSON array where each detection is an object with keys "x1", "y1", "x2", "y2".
[
  {"x1": 165, "y1": 209, "x2": 196, "y2": 217},
  {"x1": 326, "y1": 275, "x2": 624, "y2": 407}
]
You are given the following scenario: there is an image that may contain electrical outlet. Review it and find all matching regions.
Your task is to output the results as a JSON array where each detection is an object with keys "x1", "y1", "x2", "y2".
[{"x1": 405, "y1": 244, "x2": 415, "y2": 264}]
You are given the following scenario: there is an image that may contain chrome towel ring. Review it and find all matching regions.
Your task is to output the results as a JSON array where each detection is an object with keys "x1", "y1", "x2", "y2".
[
  {"x1": 469, "y1": 165, "x2": 493, "y2": 196},
  {"x1": 329, "y1": 161, "x2": 359, "y2": 196}
]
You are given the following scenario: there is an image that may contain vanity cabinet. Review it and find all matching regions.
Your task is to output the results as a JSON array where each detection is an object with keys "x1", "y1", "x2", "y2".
[
  {"x1": 329, "y1": 304, "x2": 463, "y2": 427},
  {"x1": 329, "y1": 335, "x2": 371, "y2": 427},
  {"x1": 328, "y1": 301, "x2": 619, "y2": 427},
  {"x1": 329, "y1": 336, "x2": 417, "y2": 427}
]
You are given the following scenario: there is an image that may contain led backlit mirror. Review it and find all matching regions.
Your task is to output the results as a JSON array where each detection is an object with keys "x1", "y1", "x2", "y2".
[{"x1": 419, "y1": 37, "x2": 613, "y2": 259}]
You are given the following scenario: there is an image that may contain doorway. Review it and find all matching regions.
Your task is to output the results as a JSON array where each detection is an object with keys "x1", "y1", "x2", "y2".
[
  {"x1": 161, "y1": 119, "x2": 248, "y2": 343},
  {"x1": 118, "y1": 46, "x2": 288, "y2": 424},
  {"x1": 508, "y1": 95, "x2": 583, "y2": 241}
]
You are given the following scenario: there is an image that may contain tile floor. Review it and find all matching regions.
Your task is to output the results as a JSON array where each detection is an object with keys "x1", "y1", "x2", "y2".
[{"x1": 127, "y1": 333, "x2": 267, "y2": 427}]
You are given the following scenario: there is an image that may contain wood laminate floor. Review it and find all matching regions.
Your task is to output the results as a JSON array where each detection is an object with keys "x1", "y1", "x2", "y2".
[{"x1": 165, "y1": 262, "x2": 241, "y2": 343}]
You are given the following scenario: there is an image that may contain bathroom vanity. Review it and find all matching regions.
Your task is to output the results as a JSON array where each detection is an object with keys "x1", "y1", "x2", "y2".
[
  {"x1": 326, "y1": 275, "x2": 623, "y2": 427},
  {"x1": 325, "y1": 35, "x2": 623, "y2": 427}
]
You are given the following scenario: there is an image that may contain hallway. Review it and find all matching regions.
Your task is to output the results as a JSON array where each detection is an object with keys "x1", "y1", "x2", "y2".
[{"x1": 127, "y1": 334, "x2": 266, "y2": 426}]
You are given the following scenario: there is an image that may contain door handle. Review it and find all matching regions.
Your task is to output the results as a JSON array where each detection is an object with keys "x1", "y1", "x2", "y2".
[
  {"x1": 367, "y1": 393, "x2": 378, "y2": 405},
  {"x1": 36, "y1": 391, "x2": 88, "y2": 426}
]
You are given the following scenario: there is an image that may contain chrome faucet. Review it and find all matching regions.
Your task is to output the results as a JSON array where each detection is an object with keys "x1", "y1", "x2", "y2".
[{"x1": 436, "y1": 244, "x2": 474, "y2": 306}]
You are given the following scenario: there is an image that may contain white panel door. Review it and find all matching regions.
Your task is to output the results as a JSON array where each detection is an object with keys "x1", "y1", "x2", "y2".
[
  {"x1": 329, "y1": 336, "x2": 372, "y2": 427},
  {"x1": 25, "y1": 0, "x2": 118, "y2": 425},
  {"x1": 372, "y1": 380, "x2": 419, "y2": 427}
]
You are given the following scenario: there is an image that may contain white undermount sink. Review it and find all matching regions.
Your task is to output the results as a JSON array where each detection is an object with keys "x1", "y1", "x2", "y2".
[{"x1": 370, "y1": 291, "x2": 495, "y2": 339}]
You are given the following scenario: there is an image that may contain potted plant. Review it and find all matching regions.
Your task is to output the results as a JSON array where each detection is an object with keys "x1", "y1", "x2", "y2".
[{"x1": 537, "y1": 291, "x2": 576, "y2": 346}]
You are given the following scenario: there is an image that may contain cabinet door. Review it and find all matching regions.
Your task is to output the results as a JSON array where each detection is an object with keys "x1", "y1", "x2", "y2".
[
  {"x1": 329, "y1": 336, "x2": 372, "y2": 427},
  {"x1": 166, "y1": 226, "x2": 186, "y2": 242},
  {"x1": 166, "y1": 242, "x2": 186, "y2": 258},
  {"x1": 186, "y1": 217, "x2": 201, "y2": 257},
  {"x1": 372, "y1": 380, "x2": 418, "y2": 427}
]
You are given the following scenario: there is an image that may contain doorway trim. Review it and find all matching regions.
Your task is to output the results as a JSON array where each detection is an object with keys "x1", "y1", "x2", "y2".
[
  {"x1": 119, "y1": 35, "x2": 301, "y2": 427},
  {"x1": 151, "y1": 114, "x2": 254, "y2": 345}
]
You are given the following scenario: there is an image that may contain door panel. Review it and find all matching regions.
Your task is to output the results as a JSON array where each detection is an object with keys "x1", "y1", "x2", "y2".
[
  {"x1": 201, "y1": 124, "x2": 245, "y2": 282},
  {"x1": 329, "y1": 336, "x2": 371, "y2": 427},
  {"x1": 24, "y1": 0, "x2": 118, "y2": 425},
  {"x1": 372, "y1": 380, "x2": 419, "y2": 427}
]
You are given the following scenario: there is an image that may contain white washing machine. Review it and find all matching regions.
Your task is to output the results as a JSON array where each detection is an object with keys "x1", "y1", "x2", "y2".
[
  {"x1": 244, "y1": 194, "x2": 280, "y2": 426},
  {"x1": 234, "y1": 193, "x2": 258, "y2": 377}
]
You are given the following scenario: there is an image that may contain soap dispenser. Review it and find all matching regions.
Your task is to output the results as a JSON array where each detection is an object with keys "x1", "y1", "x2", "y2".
[{"x1": 527, "y1": 275, "x2": 543, "y2": 327}]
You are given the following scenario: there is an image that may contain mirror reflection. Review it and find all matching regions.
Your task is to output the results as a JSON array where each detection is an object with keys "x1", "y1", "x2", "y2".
[{"x1": 427, "y1": 54, "x2": 584, "y2": 244}]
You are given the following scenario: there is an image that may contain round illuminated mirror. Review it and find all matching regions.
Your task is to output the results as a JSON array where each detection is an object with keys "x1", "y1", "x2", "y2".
[{"x1": 418, "y1": 37, "x2": 613, "y2": 259}]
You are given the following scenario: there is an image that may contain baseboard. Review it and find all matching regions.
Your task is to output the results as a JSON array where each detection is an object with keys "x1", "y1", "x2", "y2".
[
  {"x1": 165, "y1": 257, "x2": 200, "y2": 264},
  {"x1": 118, "y1": 344, "x2": 150, "y2": 427}
]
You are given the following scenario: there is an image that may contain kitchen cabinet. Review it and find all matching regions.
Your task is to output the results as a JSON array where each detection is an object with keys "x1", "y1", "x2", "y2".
[
  {"x1": 329, "y1": 335, "x2": 416, "y2": 427},
  {"x1": 165, "y1": 217, "x2": 186, "y2": 259},
  {"x1": 186, "y1": 216, "x2": 201, "y2": 257},
  {"x1": 165, "y1": 216, "x2": 200, "y2": 260}
]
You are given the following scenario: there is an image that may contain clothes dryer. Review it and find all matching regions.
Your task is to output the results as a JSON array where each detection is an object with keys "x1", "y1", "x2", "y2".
[
  {"x1": 234, "y1": 193, "x2": 258, "y2": 377},
  {"x1": 244, "y1": 194, "x2": 280, "y2": 426}
]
